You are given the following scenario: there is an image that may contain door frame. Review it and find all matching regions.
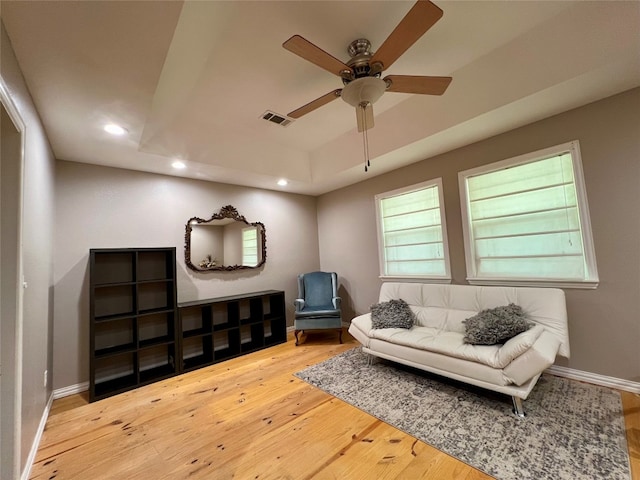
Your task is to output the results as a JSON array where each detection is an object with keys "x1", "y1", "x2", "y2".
[{"x1": 0, "y1": 75, "x2": 26, "y2": 480}]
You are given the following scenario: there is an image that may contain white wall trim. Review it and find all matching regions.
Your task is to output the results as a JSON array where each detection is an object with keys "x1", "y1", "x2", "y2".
[
  {"x1": 53, "y1": 381, "x2": 89, "y2": 400},
  {"x1": 546, "y1": 365, "x2": 640, "y2": 394},
  {"x1": 20, "y1": 392, "x2": 53, "y2": 480},
  {"x1": 1, "y1": 73, "x2": 27, "y2": 480},
  {"x1": 50, "y1": 365, "x2": 640, "y2": 403}
]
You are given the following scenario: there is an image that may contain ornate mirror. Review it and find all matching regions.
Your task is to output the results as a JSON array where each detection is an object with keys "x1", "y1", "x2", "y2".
[{"x1": 185, "y1": 205, "x2": 266, "y2": 272}]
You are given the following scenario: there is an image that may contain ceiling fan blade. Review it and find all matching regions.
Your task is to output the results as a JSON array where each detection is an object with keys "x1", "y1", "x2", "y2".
[
  {"x1": 283, "y1": 35, "x2": 352, "y2": 77},
  {"x1": 384, "y1": 75, "x2": 452, "y2": 95},
  {"x1": 287, "y1": 89, "x2": 342, "y2": 119},
  {"x1": 371, "y1": 0, "x2": 443, "y2": 71}
]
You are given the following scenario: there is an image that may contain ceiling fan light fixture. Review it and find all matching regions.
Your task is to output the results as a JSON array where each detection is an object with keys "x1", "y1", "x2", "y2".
[{"x1": 340, "y1": 77, "x2": 387, "y2": 108}]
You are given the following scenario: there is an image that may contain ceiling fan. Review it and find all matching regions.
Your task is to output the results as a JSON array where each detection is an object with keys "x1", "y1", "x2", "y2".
[{"x1": 282, "y1": 0, "x2": 452, "y2": 138}]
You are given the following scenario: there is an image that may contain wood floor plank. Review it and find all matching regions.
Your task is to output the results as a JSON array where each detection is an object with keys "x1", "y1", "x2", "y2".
[
  {"x1": 37, "y1": 338, "x2": 348, "y2": 457},
  {"x1": 34, "y1": 332, "x2": 638, "y2": 479},
  {"x1": 623, "y1": 391, "x2": 640, "y2": 479}
]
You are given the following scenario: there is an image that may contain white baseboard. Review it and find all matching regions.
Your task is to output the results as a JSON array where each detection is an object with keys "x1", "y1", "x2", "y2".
[
  {"x1": 546, "y1": 365, "x2": 640, "y2": 394},
  {"x1": 21, "y1": 392, "x2": 53, "y2": 480},
  {"x1": 50, "y1": 365, "x2": 640, "y2": 403},
  {"x1": 53, "y1": 381, "x2": 89, "y2": 399}
]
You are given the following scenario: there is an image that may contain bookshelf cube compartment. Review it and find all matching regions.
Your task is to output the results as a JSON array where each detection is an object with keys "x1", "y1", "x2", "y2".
[
  {"x1": 137, "y1": 250, "x2": 172, "y2": 281},
  {"x1": 94, "y1": 285, "x2": 135, "y2": 319},
  {"x1": 138, "y1": 281, "x2": 173, "y2": 313},
  {"x1": 212, "y1": 303, "x2": 237, "y2": 330},
  {"x1": 225, "y1": 301, "x2": 240, "y2": 325},
  {"x1": 239, "y1": 298, "x2": 262, "y2": 325},
  {"x1": 264, "y1": 317, "x2": 287, "y2": 346},
  {"x1": 265, "y1": 293, "x2": 285, "y2": 320},
  {"x1": 182, "y1": 335, "x2": 213, "y2": 370},
  {"x1": 94, "y1": 352, "x2": 137, "y2": 399},
  {"x1": 240, "y1": 323, "x2": 263, "y2": 352},
  {"x1": 213, "y1": 329, "x2": 240, "y2": 360},
  {"x1": 239, "y1": 299, "x2": 251, "y2": 322},
  {"x1": 139, "y1": 312, "x2": 174, "y2": 346},
  {"x1": 181, "y1": 306, "x2": 211, "y2": 336},
  {"x1": 94, "y1": 318, "x2": 135, "y2": 355},
  {"x1": 139, "y1": 343, "x2": 176, "y2": 382},
  {"x1": 93, "y1": 252, "x2": 134, "y2": 285}
]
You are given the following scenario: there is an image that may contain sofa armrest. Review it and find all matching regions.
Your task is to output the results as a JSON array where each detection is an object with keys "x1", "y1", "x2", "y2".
[
  {"x1": 502, "y1": 330, "x2": 561, "y2": 386},
  {"x1": 348, "y1": 313, "x2": 372, "y2": 348}
]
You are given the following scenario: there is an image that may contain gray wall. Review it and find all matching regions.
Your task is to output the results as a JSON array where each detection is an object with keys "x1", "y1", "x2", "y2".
[
  {"x1": 53, "y1": 161, "x2": 320, "y2": 390},
  {"x1": 1, "y1": 20, "x2": 56, "y2": 477},
  {"x1": 318, "y1": 88, "x2": 640, "y2": 383}
]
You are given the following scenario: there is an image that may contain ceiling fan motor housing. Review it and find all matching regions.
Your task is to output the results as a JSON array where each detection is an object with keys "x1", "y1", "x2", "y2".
[{"x1": 344, "y1": 38, "x2": 383, "y2": 82}]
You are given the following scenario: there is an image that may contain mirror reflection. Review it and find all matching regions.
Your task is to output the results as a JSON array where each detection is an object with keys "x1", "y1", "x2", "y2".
[{"x1": 185, "y1": 205, "x2": 266, "y2": 272}]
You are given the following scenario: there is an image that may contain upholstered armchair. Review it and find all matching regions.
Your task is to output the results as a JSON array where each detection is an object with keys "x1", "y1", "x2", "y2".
[{"x1": 294, "y1": 271, "x2": 342, "y2": 345}]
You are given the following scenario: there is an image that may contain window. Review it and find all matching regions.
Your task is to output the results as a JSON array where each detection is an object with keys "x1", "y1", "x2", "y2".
[
  {"x1": 375, "y1": 179, "x2": 451, "y2": 281},
  {"x1": 241, "y1": 227, "x2": 259, "y2": 267},
  {"x1": 459, "y1": 140, "x2": 598, "y2": 288}
]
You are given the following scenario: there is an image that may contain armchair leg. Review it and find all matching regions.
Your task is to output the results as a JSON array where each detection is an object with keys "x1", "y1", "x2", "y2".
[
  {"x1": 337, "y1": 328, "x2": 343, "y2": 344},
  {"x1": 294, "y1": 330, "x2": 301, "y2": 346}
]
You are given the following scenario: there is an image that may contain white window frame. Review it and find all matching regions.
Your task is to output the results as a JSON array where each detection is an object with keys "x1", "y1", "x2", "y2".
[
  {"x1": 375, "y1": 178, "x2": 451, "y2": 282},
  {"x1": 458, "y1": 140, "x2": 599, "y2": 288}
]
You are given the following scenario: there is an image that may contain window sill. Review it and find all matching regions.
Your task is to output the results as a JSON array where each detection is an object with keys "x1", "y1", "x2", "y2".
[
  {"x1": 379, "y1": 276, "x2": 452, "y2": 284},
  {"x1": 466, "y1": 277, "x2": 599, "y2": 289}
]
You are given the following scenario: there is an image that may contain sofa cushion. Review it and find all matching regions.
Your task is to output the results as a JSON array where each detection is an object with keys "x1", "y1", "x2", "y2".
[
  {"x1": 368, "y1": 324, "x2": 545, "y2": 369},
  {"x1": 462, "y1": 304, "x2": 532, "y2": 345},
  {"x1": 370, "y1": 299, "x2": 415, "y2": 329}
]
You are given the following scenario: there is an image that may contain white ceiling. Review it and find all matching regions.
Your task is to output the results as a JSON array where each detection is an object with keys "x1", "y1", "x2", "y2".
[{"x1": 2, "y1": 1, "x2": 639, "y2": 195}]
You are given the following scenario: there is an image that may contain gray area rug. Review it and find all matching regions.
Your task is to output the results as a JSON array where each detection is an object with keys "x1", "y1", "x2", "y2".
[{"x1": 294, "y1": 348, "x2": 631, "y2": 480}]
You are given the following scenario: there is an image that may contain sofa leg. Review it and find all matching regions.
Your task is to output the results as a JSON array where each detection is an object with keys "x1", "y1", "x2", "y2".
[
  {"x1": 366, "y1": 353, "x2": 377, "y2": 366},
  {"x1": 511, "y1": 396, "x2": 526, "y2": 418}
]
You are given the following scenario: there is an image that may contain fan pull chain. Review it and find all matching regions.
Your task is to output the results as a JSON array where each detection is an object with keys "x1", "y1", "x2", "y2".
[
  {"x1": 363, "y1": 127, "x2": 370, "y2": 172},
  {"x1": 359, "y1": 103, "x2": 371, "y2": 172}
]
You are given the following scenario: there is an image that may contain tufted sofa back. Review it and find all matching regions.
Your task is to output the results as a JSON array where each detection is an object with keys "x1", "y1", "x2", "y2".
[{"x1": 379, "y1": 282, "x2": 570, "y2": 358}]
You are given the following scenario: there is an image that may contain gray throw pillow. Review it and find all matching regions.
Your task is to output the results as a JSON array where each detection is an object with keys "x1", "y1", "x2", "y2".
[
  {"x1": 463, "y1": 303, "x2": 532, "y2": 345},
  {"x1": 370, "y1": 299, "x2": 415, "y2": 329}
]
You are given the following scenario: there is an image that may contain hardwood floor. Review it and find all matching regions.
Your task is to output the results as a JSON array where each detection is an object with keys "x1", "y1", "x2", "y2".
[{"x1": 33, "y1": 331, "x2": 639, "y2": 479}]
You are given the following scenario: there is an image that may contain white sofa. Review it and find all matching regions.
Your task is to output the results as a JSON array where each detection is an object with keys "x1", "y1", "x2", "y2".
[{"x1": 348, "y1": 282, "x2": 570, "y2": 416}]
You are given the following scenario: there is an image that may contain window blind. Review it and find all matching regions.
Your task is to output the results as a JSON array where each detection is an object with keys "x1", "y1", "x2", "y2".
[
  {"x1": 377, "y1": 180, "x2": 449, "y2": 278},
  {"x1": 460, "y1": 141, "x2": 598, "y2": 286}
]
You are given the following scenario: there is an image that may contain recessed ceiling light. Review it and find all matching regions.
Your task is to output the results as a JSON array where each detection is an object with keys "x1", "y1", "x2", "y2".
[
  {"x1": 172, "y1": 161, "x2": 186, "y2": 169},
  {"x1": 277, "y1": 179, "x2": 288, "y2": 186},
  {"x1": 104, "y1": 123, "x2": 128, "y2": 136}
]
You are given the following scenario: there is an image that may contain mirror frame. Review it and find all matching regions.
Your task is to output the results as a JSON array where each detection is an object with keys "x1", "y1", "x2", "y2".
[{"x1": 184, "y1": 205, "x2": 266, "y2": 272}]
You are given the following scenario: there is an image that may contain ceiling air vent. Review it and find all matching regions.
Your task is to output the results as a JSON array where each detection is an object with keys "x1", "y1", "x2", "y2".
[{"x1": 261, "y1": 111, "x2": 293, "y2": 127}]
